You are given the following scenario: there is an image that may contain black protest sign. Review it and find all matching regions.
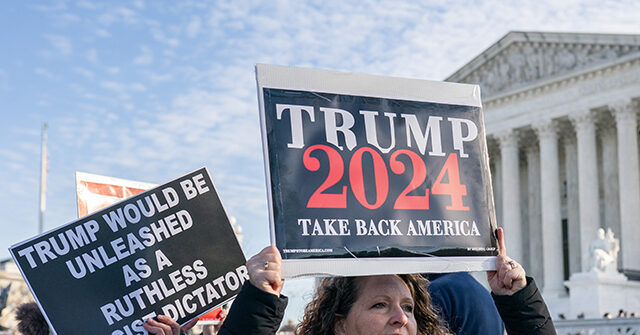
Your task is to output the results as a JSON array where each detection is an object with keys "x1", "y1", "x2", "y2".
[
  {"x1": 9, "y1": 168, "x2": 246, "y2": 335},
  {"x1": 256, "y1": 65, "x2": 498, "y2": 277}
]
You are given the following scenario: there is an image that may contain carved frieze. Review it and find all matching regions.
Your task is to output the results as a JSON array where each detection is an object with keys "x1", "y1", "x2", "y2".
[{"x1": 456, "y1": 40, "x2": 640, "y2": 97}]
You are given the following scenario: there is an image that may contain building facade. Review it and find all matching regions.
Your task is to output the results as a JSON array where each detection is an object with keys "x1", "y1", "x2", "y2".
[
  {"x1": 447, "y1": 31, "x2": 640, "y2": 317},
  {"x1": 0, "y1": 259, "x2": 32, "y2": 332}
]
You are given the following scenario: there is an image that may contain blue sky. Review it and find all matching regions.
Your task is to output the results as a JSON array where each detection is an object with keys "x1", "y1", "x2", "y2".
[{"x1": 1, "y1": 0, "x2": 639, "y2": 324}]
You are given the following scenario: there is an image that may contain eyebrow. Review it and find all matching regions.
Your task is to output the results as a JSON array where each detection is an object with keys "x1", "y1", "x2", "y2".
[{"x1": 366, "y1": 295, "x2": 414, "y2": 303}]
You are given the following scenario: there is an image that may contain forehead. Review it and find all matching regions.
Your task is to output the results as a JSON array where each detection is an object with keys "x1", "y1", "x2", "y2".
[{"x1": 356, "y1": 275, "x2": 413, "y2": 299}]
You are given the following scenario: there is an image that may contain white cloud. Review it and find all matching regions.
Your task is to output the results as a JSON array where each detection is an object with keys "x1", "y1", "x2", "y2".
[
  {"x1": 148, "y1": 72, "x2": 173, "y2": 83},
  {"x1": 151, "y1": 28, "x2": 181, "y2": 47},
  {"x1": 95, "y1": 28, "x2": 111, "y2": 37},
  {"x1": 107, "y1": 67, "x2": 120, "y2": 75},
  {"x1": 186, "y1": 16, "x2": 201, "y2": 38},
  {"x1": 28, "y1": 2, "x2": 67, "y2": 11},
  {"x1": 130, "y1": 83, "x2": 146, "y2": 91},
  {"x1": 34, "y1": 67, "x2": 55, "y2": 79},
  {"x1": 100, "y1": 80, "x2": 125, "y2": 92},
  {"x1": 98, "y1": 7, "x2": 138, "y2": 26},
  {"x1": 100, "y1": 81, "x2": 146, "y2": 95},
  {"x1": 134, "y1": 45, "x2": 153, "y2": 65},
  {"x1": 73, "y1": 67, "x2": 94, "y2": 79},
  {"x1": 86, "y1": 48, "x2": 98, "y2": 63},
  {"x1": 97, "y1": 12, "x2": 116, "y2": 25},
  {"x1": 55, "y1": 12, "x2": 81, "y2": 25},
  {"x1": 44, "y1": 34, "x2": 73, "y2": 56},
  {"x1": 116, "y1": 7, "x2": 137, "y2": 23},
  {"x1": 133, "y1": 0, "x2": 145, "y2": 9},
  {"x1": 0, "y1": 148, "x2": 26, "y2": 163},
  {"x1": 76, "y1": 0, "x2": 100, "y2": 10}
]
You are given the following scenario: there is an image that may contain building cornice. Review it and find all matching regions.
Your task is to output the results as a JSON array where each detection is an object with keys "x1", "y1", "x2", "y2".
[
  {"x1": 484, "y1": 53, "x2": 640, "y2": 108},
  {"x1": 447, "y1": 31, "x2": 640, "y2": 82}
]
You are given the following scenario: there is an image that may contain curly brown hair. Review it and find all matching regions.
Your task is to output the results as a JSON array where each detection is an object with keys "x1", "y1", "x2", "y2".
[
  {"x1": 295, "y1": 274, "x2": 450, "y2": 335},
  {"x1": 15, "y1": 302, "x2": 50, "y2": 335}
]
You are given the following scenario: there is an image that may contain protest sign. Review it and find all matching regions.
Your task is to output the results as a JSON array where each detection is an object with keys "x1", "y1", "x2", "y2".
[
  {"x1": 76, "y1": 171, "x2": 158, "y2": 217},
  {"x1": 256, "y1": 64, "x2": 498, "y2": 277},
  {"x1": 75, "y1": 172, "x2": 227, "y2": 327},
  {"x1": 10, "y1": 168, "x2": 246, "y2": 335},
  {"x1": 197, "y1": 306, "x2": 226, "y2": 325}
]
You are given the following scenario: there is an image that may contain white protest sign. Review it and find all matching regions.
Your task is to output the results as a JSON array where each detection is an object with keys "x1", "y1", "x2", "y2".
[{"x1": 256, "y1": 64, "x2": 498, "y2": 278}]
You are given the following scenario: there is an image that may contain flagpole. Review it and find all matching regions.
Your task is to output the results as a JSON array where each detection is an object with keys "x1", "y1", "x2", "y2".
[{"x1": 39, "y1": 123, "x2": 48, "y2": 234}]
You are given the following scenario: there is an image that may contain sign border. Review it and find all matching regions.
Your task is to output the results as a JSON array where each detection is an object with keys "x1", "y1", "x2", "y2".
[{"x1": 255, "y1": 64, "x2": 498, "y2": 278}]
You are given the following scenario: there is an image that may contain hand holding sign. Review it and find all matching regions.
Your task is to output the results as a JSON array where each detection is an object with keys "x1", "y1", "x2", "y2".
[
  {"x1": 247, "y1": 246, "x2": 284, "y2": 297},
  {"x1": 487, "y1": 228, "x2": 526, "y2": 296},
  {"x1": 143, "y1": 315, "x2": 198, "y2": 335}
]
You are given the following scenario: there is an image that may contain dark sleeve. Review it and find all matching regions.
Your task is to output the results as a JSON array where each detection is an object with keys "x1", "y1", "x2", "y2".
[
  {"x1": 492, "y1": 277, "x2": 557, "y2": 335},
  {"x1": 218, "y1": 281, "x2": 288, "y2": 335}
]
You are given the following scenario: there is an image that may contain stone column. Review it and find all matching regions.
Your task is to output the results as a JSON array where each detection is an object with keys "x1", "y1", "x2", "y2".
[
  {"x1": 534, "y1": 120, "x2": 565, "y2": 295},
  {"x1": 498, "y1": 129, "x2": 523, "y2": 262},
  {"x1": 612, "y1": 101, "x2": 640, "y2": 274},
  {"x1": 571, "y1": 110, "x2": 600, "y2": 272},
  {"x1": 600, "y1": 124, "x2": 620, "y2": 250},
  {"x1": 563, "y1": 135, "x2": 581, "y2": 275},
  {"x1": 488, "y1": 137, "x2": 503, "y2": 227},
  {"x1": 525, "y1": 142, "x2": 543, "y2": 287}
]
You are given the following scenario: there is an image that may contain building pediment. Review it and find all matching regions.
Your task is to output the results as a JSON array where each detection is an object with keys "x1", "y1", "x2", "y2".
[{"x1": 446, "y1": 32, "x2": 640, "y2": 98}]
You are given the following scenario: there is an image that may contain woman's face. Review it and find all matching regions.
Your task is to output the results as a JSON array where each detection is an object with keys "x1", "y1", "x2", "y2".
[{"x1": 334, "y1": 275, "x2": 417, "y2": 335}]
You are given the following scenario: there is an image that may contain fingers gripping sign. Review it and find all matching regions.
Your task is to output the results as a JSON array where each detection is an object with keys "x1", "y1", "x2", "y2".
[
  {"x1": 143, "y1": 315, "x2": 181, "y2": 335},
  {"x1": 487, "y1": 228, "x2": 527, "y2": 296},
  {"x1": 247, "y1": 246, "x2": 285, "y2": 297}
]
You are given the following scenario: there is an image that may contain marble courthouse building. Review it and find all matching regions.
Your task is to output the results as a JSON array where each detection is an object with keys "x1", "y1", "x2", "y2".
[{"x1": 447, "y1": 31, "x2": 640, "y2": 317}]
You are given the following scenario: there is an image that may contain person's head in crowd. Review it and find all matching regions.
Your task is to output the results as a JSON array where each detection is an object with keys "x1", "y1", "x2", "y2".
[
  {"x1": 295, "y1": 274, "x2": 449, "y2": 335},
  {"x1": 15, "y1": 302, "x2": 49, "y2": 335},
  {"x1": 631, "y1": 312, "x2": 637, "y2": 318},
  {"x1": 146, "y1": 228, "x2": 533, "y2": 335}
]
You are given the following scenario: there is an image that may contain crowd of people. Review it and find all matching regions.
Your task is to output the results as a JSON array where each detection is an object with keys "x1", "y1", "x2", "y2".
[
  {"x1": 137, "y1": 227, "x2": 556, "y2": 335},
  {"x1": 14, "y1": 227, "x2": 596, "y2": 335},
  {"x1": 14, "y1": 228, "x2": 557, "y2": 335}
]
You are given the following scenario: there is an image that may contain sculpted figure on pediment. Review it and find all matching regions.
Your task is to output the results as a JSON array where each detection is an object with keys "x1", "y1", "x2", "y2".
[
  {"x1": 498, "y1": 59, "x2": 510, "y2": 82},
  {"x1": 459, "y1": 41, "x2": 639, "y2": 97},
  {"x1": 522, "y1": 44, "x2": 540, "y2": 81},
  {"x1": 575, "y1": 47, "x2": 589, "y2": 67},
  {"x1": 507, "y1": 47, "x2": 525, "y2": 82},
  {"x1": 541, "y1": 46, "x2": 555, "y2": 77},
  {"x1": 483, "y1": 66, "x2": 498, "y2": 93},
  {"x1": 554, "y1": 47, "x2": 577, "y2": 72}
]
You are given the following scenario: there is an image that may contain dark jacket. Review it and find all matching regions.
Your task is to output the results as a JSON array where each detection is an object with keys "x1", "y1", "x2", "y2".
[
  {"x1": 492, "y1": 277, "x2": 556, "y2": 334},
  {"x1": 218, "y1": 282, "x2": 288, "y2": 335},
  {"x1": 426, "y1": 272, "x2": 505, "y2": 335},
  {"x1": 219, "y1": 276, "x2": 555, "y2": 335}
]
